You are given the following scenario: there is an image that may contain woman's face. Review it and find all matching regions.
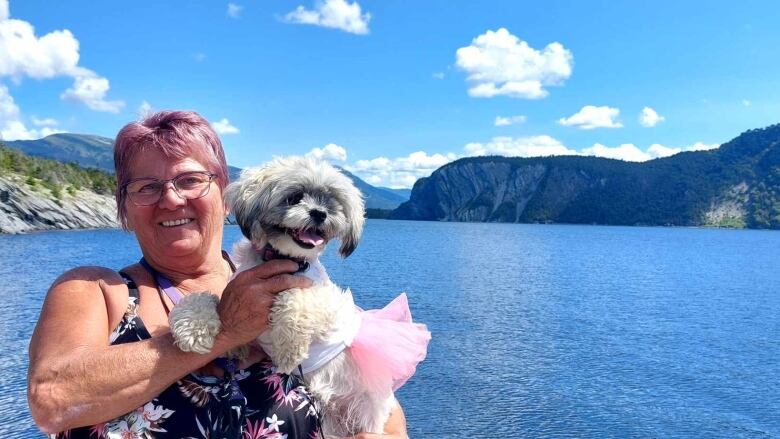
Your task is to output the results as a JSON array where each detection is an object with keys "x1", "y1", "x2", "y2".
[{"x1": 124, "y1": 147, "x2": 225, "y2": 262}]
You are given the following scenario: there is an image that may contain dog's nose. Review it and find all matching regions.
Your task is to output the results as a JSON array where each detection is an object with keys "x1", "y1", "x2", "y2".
[{"x1": 310, "y1": 209, "x2": 327, "y2": 223}]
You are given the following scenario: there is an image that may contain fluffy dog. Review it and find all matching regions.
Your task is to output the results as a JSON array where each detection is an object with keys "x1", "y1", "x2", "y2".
[{"x1": 170, "y1": 156, "x2": 430, "y2": 436}]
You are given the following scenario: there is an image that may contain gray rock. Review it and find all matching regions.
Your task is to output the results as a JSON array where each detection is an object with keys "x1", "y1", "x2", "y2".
[{"x1": 0, "y1": 175, "x2": 118, "y2": 234}]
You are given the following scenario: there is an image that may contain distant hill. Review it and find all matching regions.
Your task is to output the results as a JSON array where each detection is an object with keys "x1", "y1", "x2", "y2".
[
  {"x1": 4, "y1": 133, "x2": 115, "y2": 172},
  {"x1": 336, "y1": 168, "x2": 409, "y2": 210},
  {"x1": 380, "y1": 187, "x2": 411, "y2": 200},
  {"x1": 391, "y1": 123, "x2": 780, "y2": 229}
]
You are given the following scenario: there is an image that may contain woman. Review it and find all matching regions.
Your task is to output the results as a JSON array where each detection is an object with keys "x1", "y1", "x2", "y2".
[{"x1": 27, "y1": 110, "x2": 407, "y2": 438}]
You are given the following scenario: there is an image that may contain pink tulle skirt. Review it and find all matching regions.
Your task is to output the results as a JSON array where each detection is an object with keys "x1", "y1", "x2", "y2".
[{"x1": 349, "y1": 293, "x2": 431, "y2": 394}]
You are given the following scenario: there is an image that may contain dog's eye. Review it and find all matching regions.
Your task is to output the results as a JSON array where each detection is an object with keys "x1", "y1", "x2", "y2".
[{"x1": 286, "y1": 193, "x2": 304, "y2": 205}]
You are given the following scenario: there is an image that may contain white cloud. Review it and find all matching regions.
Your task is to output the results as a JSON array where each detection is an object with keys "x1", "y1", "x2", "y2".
[
  {"x1": 639, "y1": 107, "x2": 664, "y2": 127},
  {"x1": 60, "y1": 74, "x2": 124, "y2": 113},
  {"x1": 581, "y1": 143, "x2": 650, "y2": 162},
  {"x1": 464, "y1": 135, "x2": 576, "y2": 157},
  {"x1": 31, "y1": 116, "x2": 58, "y2": 126},
  {"x1": 582, "y1": 141, "x2": 721, "y2": 162},
  {"x1": 348, "y1": 151, "x2": 457, "y2": 188},
  {"x1": 432, "y1": 72, "x2": 445, "y2": 80},
  {"x1": 138, "y1": 100, "x2": 153, "y2": 117},
  {"x1": 306, "y1": 143, "x2": 347, "y2": 162},
  {"x1": 212, "y1": 118, "x2": 239, "y2": 135},
  {"x1": 647, "y1": 143, "x2": 680, "y2": 158},
  {"x1": 283, "y1": 0, "x2": 371, "y2": 35},
  {"x1": 193, "y1": 52, "x2": 207, "y2": 62},
  {"x1": 0, "y1": 1, "x2": 123, "y2": 112},
  {"x1": 742, "y1": 99, "x2": 751, "y2": 107},
  {"x1": 0, "y1": 84, "x2": 63, "y2": 140},
  {"x1": 494, "y1": 115, "x2": 527, "y2": 126},
  {"x1": 227, "y1": 3, "x2": 242, "y2": 18},
  {"x1": 559, "y1": 105, "x2": 622, "y2": 129},
  {"x1": 455, "y1": 28, "x2": 573, "y2": 99}
]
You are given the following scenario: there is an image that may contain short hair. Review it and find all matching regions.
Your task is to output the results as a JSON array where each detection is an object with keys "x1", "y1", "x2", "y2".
[{"x1": 114, "y1": 110, "x2": 229, "y2": 229}]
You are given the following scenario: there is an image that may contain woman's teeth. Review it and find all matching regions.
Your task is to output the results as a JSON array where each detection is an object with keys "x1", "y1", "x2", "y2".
[{"x1": 161, "y1": 219, "x2": 193, "y2": 227}]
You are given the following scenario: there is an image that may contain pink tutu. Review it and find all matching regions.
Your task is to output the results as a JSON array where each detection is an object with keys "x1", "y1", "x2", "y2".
[{"x1": 349, "y1": 293, "x2": 431, "y2": 394}]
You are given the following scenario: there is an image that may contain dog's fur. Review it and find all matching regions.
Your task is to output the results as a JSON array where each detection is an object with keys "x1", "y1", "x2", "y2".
[{"x1": 170, "y1": 156, "x2": 396, "y2": 436}]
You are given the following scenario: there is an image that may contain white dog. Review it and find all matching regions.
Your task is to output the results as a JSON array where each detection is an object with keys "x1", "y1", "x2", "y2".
[{"x1": 170, "y1": 156, "x2": 430, "y2": 436}]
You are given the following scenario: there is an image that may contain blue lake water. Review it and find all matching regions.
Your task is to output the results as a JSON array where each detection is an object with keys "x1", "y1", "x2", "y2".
[{"x1": 1, "y1": 220, "x2": 779, "y2": 438}]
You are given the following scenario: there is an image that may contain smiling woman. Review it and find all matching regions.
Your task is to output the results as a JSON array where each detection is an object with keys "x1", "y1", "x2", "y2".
[{"x1": 24, "y1": 111, "x2": 415, "y2": 439}]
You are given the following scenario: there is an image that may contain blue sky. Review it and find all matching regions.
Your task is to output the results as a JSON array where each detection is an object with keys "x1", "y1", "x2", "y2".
[{"x1": 2, "y1": 0, "x2": 780, "y2": 187}]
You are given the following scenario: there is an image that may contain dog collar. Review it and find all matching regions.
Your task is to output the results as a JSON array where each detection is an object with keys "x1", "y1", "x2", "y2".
[{"x1": 260, "y1": 244, "x2": 310, "y2": 273}]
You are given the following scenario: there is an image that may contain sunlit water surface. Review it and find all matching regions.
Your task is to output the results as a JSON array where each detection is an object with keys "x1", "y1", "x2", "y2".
[{"x1": 1, "y1": 221, "x2": 778, "y2": 438}]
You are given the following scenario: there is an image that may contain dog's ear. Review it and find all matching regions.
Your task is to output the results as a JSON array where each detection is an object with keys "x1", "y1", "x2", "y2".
[
  {"x1": 225, "y1": 166, "x2": 274, "y2": 240},
  {"x1": 339, "y1": 184, "x2": 365, "y2": 258}
]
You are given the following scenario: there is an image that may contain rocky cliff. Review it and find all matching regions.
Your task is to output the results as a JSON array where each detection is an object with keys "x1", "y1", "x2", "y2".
[
  {"x1": 391, "y1": 124, "x2": 780, "y2": 229},
  {"x1": 0, "y1": 174, "x2": 118, "y2": 234}
]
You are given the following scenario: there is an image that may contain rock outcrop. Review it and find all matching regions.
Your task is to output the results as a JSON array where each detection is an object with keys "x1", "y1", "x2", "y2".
[{"x1": 0, "y1": 175, "x2": 118, "y2": 234}]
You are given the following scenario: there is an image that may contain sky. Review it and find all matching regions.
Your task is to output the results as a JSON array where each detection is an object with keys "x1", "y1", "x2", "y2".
[{"x1": 2, "y1": 0, "x2": 780, "y2": 188}]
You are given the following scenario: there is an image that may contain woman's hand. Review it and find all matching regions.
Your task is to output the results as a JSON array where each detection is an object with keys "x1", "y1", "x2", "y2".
[{"x1": 215, "y1": 259, "x2": 312, "y2": 349}]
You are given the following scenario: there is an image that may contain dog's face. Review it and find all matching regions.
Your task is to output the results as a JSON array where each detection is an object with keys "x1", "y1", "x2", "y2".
[{"x1": 225, "y1": 156, "x2": 365, "y2": 260}]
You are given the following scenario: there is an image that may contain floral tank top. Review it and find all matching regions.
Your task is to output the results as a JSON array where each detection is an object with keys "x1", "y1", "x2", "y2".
[{"x1": 51, "y1": 272, "x2": 321, "y2": 439}]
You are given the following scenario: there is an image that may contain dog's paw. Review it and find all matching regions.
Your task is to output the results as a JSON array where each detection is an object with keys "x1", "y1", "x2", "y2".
[{"x1": 169, "y1": 292, "x2": 221, "y2": 354}]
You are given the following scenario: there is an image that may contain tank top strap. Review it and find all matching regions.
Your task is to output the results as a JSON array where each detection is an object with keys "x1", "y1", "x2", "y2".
[{"x1": 118, "y1": 270, "x2": 140, "y2": 301}]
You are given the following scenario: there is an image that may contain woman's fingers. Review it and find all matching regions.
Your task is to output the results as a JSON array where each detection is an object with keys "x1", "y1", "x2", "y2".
[{"x1": 242, "y1": 259, "x2": 302, "y2": 280}]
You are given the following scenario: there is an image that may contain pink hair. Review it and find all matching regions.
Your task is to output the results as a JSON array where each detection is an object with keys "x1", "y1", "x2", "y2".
[{"x1": 114, "y1": 110, "x2": 229, "y2": 229}]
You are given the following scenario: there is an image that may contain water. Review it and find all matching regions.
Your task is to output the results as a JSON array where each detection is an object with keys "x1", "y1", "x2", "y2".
[{"x1": 1, "y1": 221, "x2": 779, "y2": 438}]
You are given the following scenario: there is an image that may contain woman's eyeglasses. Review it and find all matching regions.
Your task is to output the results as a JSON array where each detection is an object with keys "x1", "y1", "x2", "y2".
[{"x1": 123, "y1": 171, "x2": 216, "y2": 206}]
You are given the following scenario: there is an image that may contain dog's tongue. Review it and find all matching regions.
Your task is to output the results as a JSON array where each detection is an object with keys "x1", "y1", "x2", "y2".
[{"x1": 296, "y1": 229, "x2": 325, "y2": 246}]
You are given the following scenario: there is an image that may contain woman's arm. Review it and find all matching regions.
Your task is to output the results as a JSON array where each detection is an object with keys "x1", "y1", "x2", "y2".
[{"x1": 27, "y1": 260, "x2": 310, "y2": 433}]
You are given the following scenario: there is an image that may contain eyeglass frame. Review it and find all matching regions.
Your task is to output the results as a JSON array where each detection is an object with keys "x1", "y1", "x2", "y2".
[{"x1": 121, "y1": 171, "x2": 218, "y2": 206}]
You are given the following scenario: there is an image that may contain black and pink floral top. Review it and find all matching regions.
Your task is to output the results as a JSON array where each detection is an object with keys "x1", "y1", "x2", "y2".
[{"x1": 51, "y1": 272, "x2": 320, "y2": 439}]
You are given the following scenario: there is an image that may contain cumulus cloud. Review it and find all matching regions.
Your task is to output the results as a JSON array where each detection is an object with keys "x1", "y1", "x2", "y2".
[
  {"x1": 559, "y1": 105, "x2": 622, "y2": 129},
  {"x1": 581, "y1": 143, "x2": 650, "y2": 162},
  {"x1": 455, "y1": 28, "x2": 573, "y2": 99},
  {"x1": 0, "y1": 85, "x2": 63, "y2": 140},
  {"x1": 582, "y1": 141, "x2": 721, "y2": 162},
  {"x1": 212, "y1": 118, "x2": 239, "y2": 135},
  {"x1": 227, "y1": 3, "x2": 242, "y2": 18},
  {"x1": 306, "y1": 143, "x2": 347, "y2": 162},
  {"x1": 283, "y1": 0, "x2": 371, "y2": 35},
  {"x1": 464, "y1": 135, "x2": 576, "y2": 157},
  {"x1": 0, "y1": 0, "x2": 123, "y2": 112},
  {"x1": 347, "y1": 151, "x2": 457, "y2": 188},
  {"x1": 639, "y1": 107, "x2": 664, "y2": 127},
  {"x1": 60, "y1": 74, "x2": 123, "y2": 112},
  {"x1": 494, "y1": 115, "x2": 527, "y2": 126}
]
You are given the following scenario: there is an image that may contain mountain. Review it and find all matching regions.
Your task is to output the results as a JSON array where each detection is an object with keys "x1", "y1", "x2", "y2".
[
  {"x1": 336, "y1": 168, "x2": 409, "y2": 210},
  {"x1": 391, "y1": 123, "x2": 780, "y2": 229},
  {"x1": 380, "y1": 187, "x2": 412, "y2": 200},
  {"x1": 4, "y1": 133, "x2": 115, "y2": 172}
]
